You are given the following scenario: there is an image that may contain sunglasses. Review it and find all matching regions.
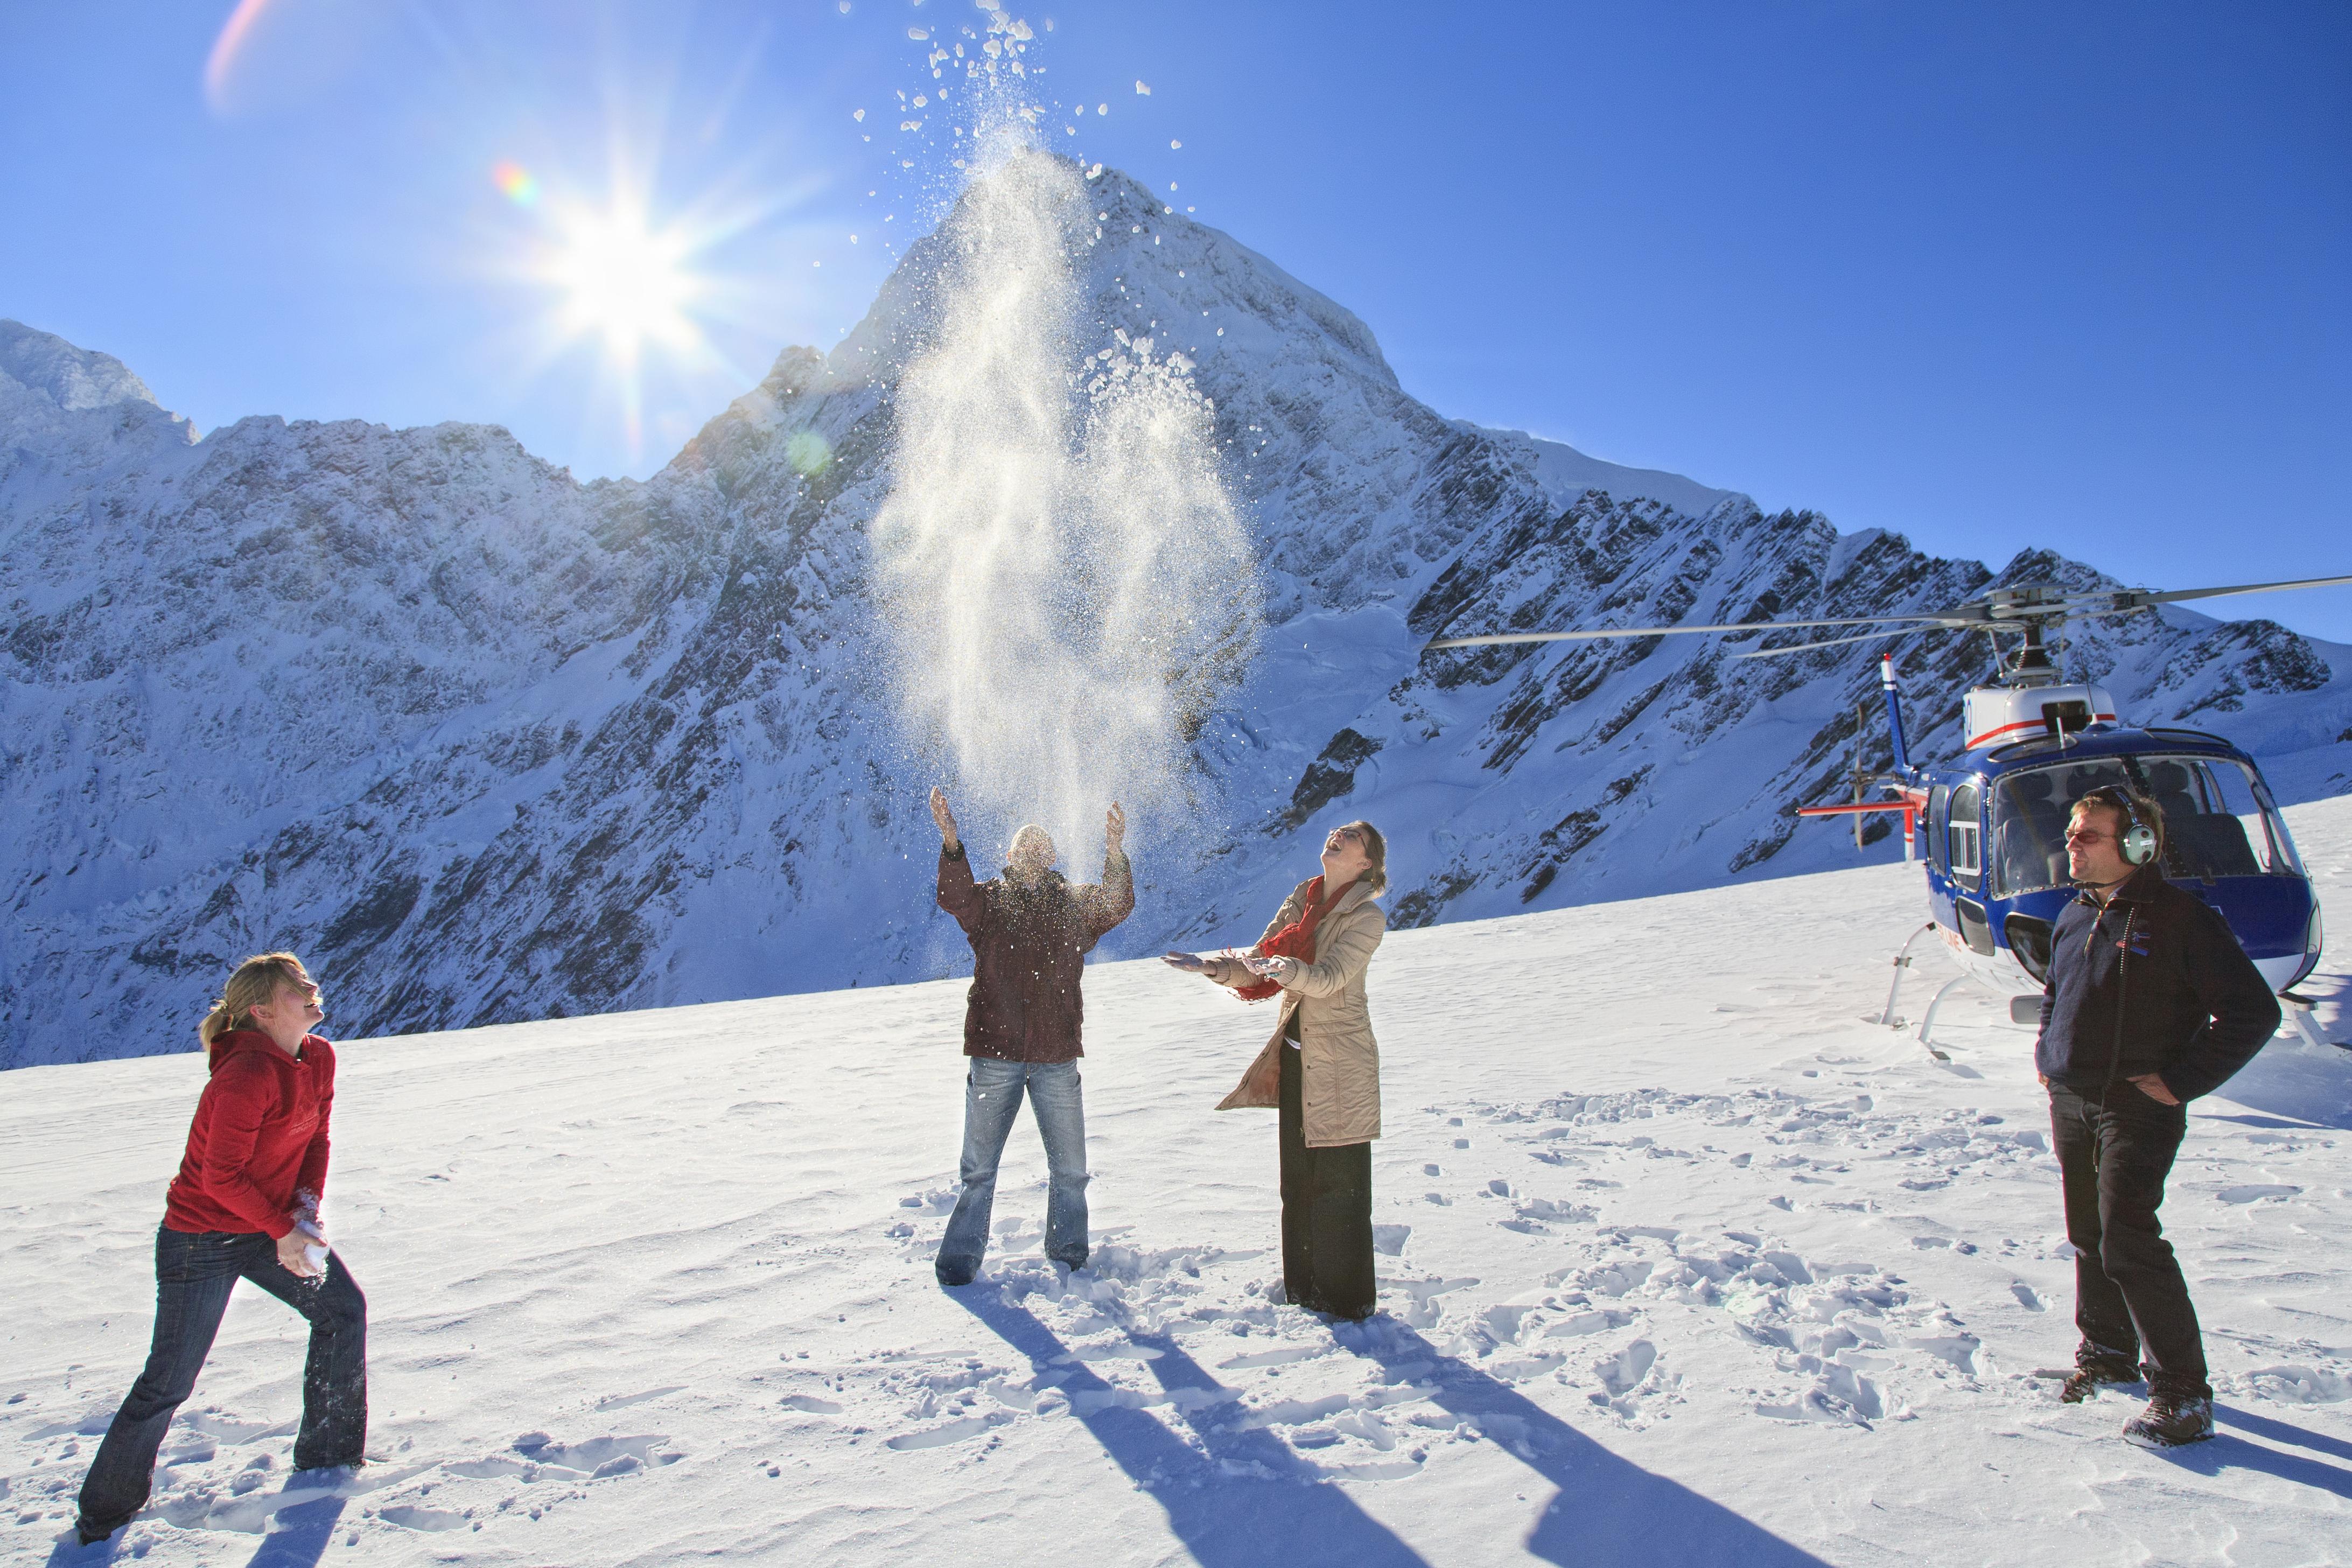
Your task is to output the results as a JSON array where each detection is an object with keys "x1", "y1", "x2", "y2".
[
  {"x1": 2062, "y1": 829, "x2": 2114, "y2": 846},
  {"x1": 1327, "y1": 828, "x2": 1363, "y2": 845}
]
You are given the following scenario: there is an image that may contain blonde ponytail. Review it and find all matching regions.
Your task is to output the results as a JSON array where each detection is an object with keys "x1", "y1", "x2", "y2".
[{"x1": 197, "y1": 952, "x2": 312, "y2": 1049}]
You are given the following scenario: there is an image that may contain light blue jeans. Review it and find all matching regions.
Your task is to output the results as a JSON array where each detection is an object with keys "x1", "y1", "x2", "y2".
[{"x1": 936, "y1": 1058, "x2": 1089, "y2": 1284}]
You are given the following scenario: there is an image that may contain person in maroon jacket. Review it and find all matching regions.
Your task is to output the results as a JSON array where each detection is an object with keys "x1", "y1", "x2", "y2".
[
  {"x1": 930, "y1": 786, "x2": 1134, "y2": 1285},
  {"x1": 76, "y1": 952, "x2": 367, "y2": 1546}
]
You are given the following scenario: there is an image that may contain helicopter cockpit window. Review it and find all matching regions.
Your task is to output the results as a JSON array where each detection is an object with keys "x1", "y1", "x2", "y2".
[
  {"x1": 1947, "y1": 781, "x2": 1982, "y2": 889},
  {"x1": 1992, "y1": 755, "x2": 2304, "y2": 895},
  {"x1": 1927, "y1": 784, "x2": 1951, "y2": 876}
]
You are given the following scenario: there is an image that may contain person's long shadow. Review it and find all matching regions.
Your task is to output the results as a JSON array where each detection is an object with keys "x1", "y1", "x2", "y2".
[
  {"x1": 949, "y1": 1286, "x2": 1431, "y2": 1567},
  {"x1": 40, "y1": 1483, "x2": 346, "y2": 1567},
  {"x1": 242, "y1": 1488, "x2": 345, "y2": 1568},
  {"x1": 2150, "y1": 1404, "x2": 2352, "y2": 1499},
  {"x1": 1335, "y1": 1317, "x2": 1830, "y2": 1566}
]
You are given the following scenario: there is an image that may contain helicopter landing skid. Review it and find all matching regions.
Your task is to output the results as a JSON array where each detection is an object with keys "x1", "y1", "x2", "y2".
[
  {"x1": 1868, "y1": 922, "x2": 1954, "y2": 1059},
  {"x1": 1873, "y1": 921, "x2": 1940, "y2": 1030},
  {"x1": 2281, "y1": 993, "x2": 2342, "y2": 1052},
  {"x1": 1912, "y1": 977, "x2": 1964, "y2": 1062}
]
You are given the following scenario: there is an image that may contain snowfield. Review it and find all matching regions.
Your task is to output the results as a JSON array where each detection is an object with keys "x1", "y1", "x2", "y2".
[{"x1": 4, "y1": 797, "x2": 2349, "y2": 1566}]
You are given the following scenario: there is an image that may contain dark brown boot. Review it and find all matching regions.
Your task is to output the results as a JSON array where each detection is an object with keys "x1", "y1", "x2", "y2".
[
  {"x1": 2122, "y1": 1375, "x2": 2216, "y2": 1447},
  {"x1": 2058, "y1": 1352, "x2": 2139, "y2": 1403}
]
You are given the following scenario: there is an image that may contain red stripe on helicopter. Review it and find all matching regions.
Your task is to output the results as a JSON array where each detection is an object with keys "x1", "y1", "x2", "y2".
[{"x1": 1964, "y1": 714, "x2": 2116, "y2": 749}]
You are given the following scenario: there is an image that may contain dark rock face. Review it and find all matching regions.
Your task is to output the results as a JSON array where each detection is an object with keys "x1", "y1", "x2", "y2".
[{"x1": 3, "y1": 163, "x2": 2347, "y2": 1067}]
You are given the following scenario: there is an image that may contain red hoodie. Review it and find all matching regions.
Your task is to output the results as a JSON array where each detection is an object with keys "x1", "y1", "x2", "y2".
[{"x1": 162, "y1": 1030, "x2": 336, "y2": 1239}]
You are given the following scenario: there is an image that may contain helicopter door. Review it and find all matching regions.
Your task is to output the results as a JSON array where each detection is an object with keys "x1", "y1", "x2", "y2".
[{"x1": 1947, "y1": 780, "x2": 1996, "y2": 954}]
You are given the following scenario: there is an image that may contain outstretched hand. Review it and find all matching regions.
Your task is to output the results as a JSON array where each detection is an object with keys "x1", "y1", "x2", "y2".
[
  {"x1": 930, "y1": 786, "x2": 960, "y2": 850},
  {"x1": 1105, "y1": 802, "x2": 1126, "y2": 853},
  {"x1": 1163, "y1": 951, "x2": 1209, "y2": 973}
]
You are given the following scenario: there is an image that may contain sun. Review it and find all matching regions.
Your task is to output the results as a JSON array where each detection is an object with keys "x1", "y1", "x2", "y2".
[{"x1": 543, "y1": 201, "x2": 702, "y2": 365}]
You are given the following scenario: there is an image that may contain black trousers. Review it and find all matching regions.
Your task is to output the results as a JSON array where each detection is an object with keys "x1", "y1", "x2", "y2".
[
  {"x1": 2049, "y1": 1082, "x2": 2207, "y2": 1390},
  {"x1": 1278, "y1": 1042, "x2": 1375, "y2": 1319},
  {"x1": 80, "y1": 1227, "x2": 368, "y2": 1532}
]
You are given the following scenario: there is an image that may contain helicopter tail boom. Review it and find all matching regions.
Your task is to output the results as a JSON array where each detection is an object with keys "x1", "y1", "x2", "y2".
[{"x1": 1880, "y1": 654, "x2": 1911, "y2": 774}]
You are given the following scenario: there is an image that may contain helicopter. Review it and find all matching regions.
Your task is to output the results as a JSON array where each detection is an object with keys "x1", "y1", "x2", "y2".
[{"x1": 1423, "y1": 573, "x2": 2352, "y2": 1058}]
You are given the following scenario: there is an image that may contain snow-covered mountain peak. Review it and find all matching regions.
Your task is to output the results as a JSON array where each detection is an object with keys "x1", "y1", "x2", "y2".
[
  {"x1": 0, "y1": 318, "x2": 197, "y2": 478},
  {"x1": 0, "y1": 318, "x2": 161, "y2": 414}
]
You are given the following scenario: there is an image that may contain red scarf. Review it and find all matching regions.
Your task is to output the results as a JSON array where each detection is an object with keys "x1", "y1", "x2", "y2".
[{"x1": 1233, "y1": 876, "x2": 1357, "y2": 1002}]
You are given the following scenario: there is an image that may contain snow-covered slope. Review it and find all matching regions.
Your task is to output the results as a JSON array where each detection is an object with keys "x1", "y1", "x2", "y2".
[
  {"x1": 5, "y1": 797, "x2": 2348, "y2": 1565},
  {"x1": 1458, "y1": 421, "x2": 1744, "y2": 523},
  {"x1": 5, "y1": 157, "x2": 2349, "y2": 1068}
]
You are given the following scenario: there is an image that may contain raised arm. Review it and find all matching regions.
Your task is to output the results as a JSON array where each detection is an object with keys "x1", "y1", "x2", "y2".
[
  {"x1": 1079, "y1": 803, "x2": 1135, "y2": 940},
  {"x1": 933, "y1": 786, "x2": 985, "y2": 932}
]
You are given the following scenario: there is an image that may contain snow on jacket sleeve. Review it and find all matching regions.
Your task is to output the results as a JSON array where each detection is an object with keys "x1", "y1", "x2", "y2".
[
  {"x1": 2161, "y1": 901, "x2": 2284, "y2": 1102},
  {"x1": 294, "y1": 1041, "x2": 335, "y2": 1201},
  {"x1": 1283, "y1": 903, "x2": 1384, "y2": 1000},
  {"x1": 937, "y1": 844, "x2": 985, "y2": 933},
  {"x1": 201, "y1": 1055, "x2": 300, "y2": 1238},
  {"x1": 1079, "y1": 849, "x2": 1135, "y2": 942}
]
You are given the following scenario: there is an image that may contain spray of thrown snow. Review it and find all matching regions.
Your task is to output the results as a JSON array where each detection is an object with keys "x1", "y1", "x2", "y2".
[{"x1": 873, "y1": 111, "x2": 1258, "y2": 867}]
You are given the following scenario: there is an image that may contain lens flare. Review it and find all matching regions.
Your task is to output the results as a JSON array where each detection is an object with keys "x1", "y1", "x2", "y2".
[
  {"x1": 202, "y1": 0, "x2": 275, "y2": 111},
  {"x1": 492, "y1": 160, "x2": 540, "y2": 207},
  {"x1": 786, "y1": 429, "x2": 832, "y2": 475}
]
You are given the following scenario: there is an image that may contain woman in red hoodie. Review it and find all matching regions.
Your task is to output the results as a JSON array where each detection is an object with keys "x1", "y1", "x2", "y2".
[{"x1": 76, "y1": 952, "x2": 367, "y2": 1546}]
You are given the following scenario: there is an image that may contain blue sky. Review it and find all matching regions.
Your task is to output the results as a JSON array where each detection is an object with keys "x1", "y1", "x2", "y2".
[{"x1": 4, "y1": 1, "x2": 2347, "y2": 640}]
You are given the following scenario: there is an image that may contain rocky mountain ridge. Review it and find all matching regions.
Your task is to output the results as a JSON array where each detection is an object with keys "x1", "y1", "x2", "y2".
[{"x1": 4, "y1": 161, "x2": 2346, "y2": 1068}]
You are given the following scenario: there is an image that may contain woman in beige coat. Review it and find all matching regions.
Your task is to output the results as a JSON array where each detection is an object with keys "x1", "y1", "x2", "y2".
[{"x1": 1166, "y1": 821, "x2": 1388, "y2": 1319}]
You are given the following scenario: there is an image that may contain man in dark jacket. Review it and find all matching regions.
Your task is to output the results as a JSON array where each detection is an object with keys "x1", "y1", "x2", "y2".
[
  {"x1": 2037, "y1": 784, "x2": 2281, "y2": 1446},
  {"x1": 930, "y1": 786, "x2": 1134, "y2": 1286}
]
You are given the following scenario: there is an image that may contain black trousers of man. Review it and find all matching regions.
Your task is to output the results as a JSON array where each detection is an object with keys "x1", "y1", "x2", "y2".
[
  {"x1": 1277, "y1": 1041, "x2": 1375, "y2": 1320},
  {"x1": 2049, "y1": 1081, "x2": 2208, "y2": 1392}
]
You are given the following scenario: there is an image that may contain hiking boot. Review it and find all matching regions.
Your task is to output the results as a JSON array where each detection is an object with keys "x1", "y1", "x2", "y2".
[
  {"x1": 75, "y1": 1515, "x2": 122, "y2": 1548},
  {"x1": 2058, "y1": 1354, "x2": 2140, "y2": 1403},
  {"x1": 2122, "y1": 1378, "x2": 2215, "y2": 1447}
]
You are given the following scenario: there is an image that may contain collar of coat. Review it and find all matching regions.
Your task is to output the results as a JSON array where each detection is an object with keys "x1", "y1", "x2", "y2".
[
  {"x1": 1303, "y1": 874, "x2": 1382, "y2": 921},
  {"x1": 2071, "y1": 862, "x2": 2166, "y2": 912}
]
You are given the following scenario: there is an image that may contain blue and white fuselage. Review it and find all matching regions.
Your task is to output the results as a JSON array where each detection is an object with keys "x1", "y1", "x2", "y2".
[{"x1": 1894, "y1": 673, "x2": 2324, "y2": 1004}]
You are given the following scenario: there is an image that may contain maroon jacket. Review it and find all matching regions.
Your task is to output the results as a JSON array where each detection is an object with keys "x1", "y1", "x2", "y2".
[
  {"x1": 163, "y1": 1030, "x2": 335, "y2": 1238},
  {"x1": 938, "y1": 845, "x2": 1134, "y2": 1062}
]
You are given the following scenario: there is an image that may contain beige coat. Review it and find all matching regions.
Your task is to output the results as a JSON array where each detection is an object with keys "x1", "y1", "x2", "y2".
[{"x1": 1210, "y1": 877, "x2": 1385, "y2": 1147}]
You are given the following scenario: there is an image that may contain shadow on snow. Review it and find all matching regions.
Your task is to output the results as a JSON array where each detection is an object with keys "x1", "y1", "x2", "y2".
[{"x1": 951, "y1": 1284, "x2": 1829, "y2": 1567}]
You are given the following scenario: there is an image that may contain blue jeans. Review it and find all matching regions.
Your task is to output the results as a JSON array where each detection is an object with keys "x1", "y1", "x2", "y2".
[
  {"x1": 79, "y1": 1227, "x2": 367, "y2": 1536},
  {"x1": 936, "y1": 1059, "x2": 1089, "y2": 1284}
]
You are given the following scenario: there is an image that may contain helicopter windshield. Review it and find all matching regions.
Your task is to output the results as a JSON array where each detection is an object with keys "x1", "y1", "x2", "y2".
[{"x1": 1992, "y1": 755, "x2": 2306, "y2": 896}]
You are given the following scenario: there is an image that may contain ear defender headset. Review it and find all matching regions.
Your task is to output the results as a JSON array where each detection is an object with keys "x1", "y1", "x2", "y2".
[{"x1": 2084, "y1": 785, "x2": 2159, "y2": 866}]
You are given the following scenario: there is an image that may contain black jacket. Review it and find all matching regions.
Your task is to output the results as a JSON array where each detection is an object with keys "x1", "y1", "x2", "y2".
[{"x1": 2035, "y1": 865, "x2": 2281, "y2": 1102}]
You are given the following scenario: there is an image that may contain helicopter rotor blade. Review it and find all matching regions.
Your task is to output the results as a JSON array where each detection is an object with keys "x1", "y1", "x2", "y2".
[
  {"x1": 2120, "y1": 573, "x2": 2352, "y2": 608},
  {"x1": 1728, "y1": 627, "x2": 1917, "y2": 660},
  {"x1": 1421, "y1": 612, "x2": 1951, "y2": 653}
]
